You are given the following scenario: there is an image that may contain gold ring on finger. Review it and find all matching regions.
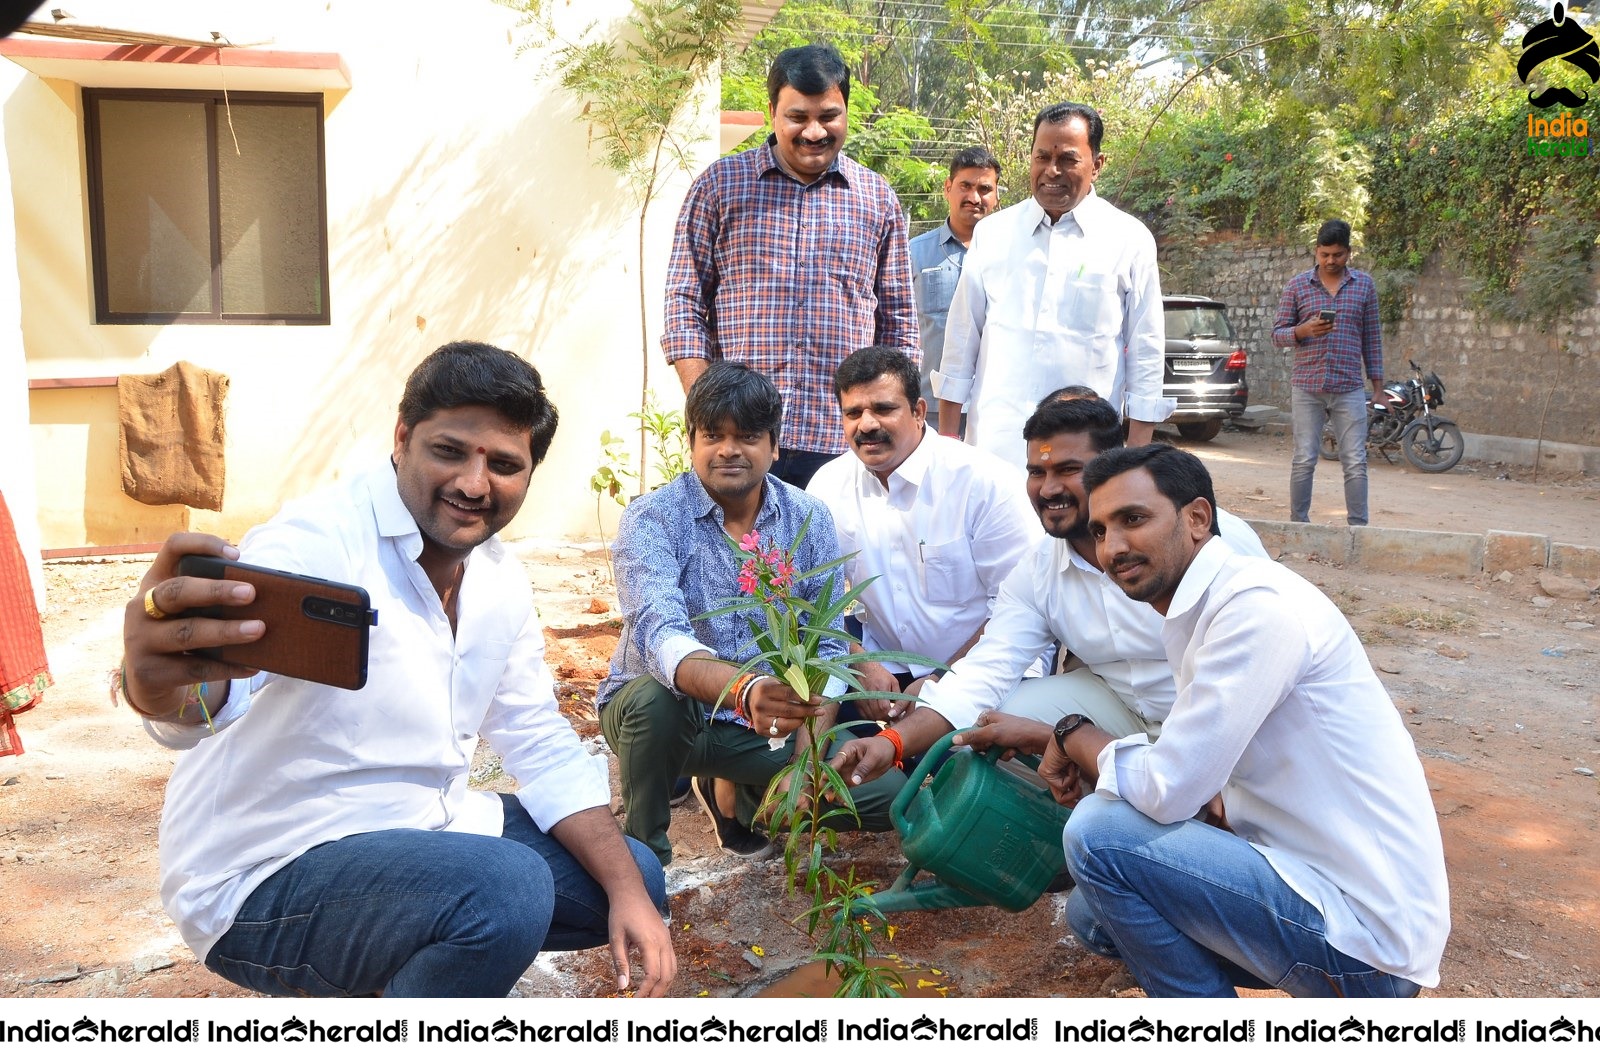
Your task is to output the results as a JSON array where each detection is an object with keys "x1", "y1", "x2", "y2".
[{"x1": 143, "y1": 587, "x2": 169, "y2": 621}]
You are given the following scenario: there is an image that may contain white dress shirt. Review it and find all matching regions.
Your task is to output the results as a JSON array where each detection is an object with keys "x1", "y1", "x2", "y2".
[
  {"x1": 932, "y1": 192, "x2": 1174, "y2": 466},
  {"x1": 921, "y1": 510, "x2": 1266, "y2": 730},
  {"x1": 807, "y1": 429, "x2": 1040, "y2": 676},
  {"x1": 1095, "y1": 538, "x2": 1450, "y2": 986},
  {"x1": 147, "y1": 462, "x2": 609, "y2": 961}
]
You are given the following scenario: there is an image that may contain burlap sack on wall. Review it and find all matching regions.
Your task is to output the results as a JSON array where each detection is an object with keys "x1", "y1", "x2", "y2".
[{"x1": 117, "y1": 361, "x2": 230, "y2": 511}]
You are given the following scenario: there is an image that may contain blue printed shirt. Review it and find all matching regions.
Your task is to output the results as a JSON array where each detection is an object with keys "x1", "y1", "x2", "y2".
[{"x1": 598, "y1": 470, "x2": 848, "y2": 724}]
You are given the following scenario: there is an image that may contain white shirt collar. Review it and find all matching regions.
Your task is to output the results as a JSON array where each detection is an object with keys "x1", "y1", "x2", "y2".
[
  {"x1": 854, "y1": 425, "x2": 934, "y2": 496},
  {"x1": 1026, "y1": 188, "x2": 1101, "y2": 237},
  {"x1": 1165, "y1": 535, "x2": 1235, "y2": 620}
]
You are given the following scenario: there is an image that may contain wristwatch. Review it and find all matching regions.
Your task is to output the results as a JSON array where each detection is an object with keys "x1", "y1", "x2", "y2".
[{"x1": 1053, "y1": 713, "x2": 1089, "y2": 754}]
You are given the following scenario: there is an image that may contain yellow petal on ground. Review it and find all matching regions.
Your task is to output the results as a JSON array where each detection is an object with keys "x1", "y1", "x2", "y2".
[
  {"x1": 698, "y1": 990, "x2": 709, "y2": 997},
  {"x1": 917, "y1": 979, "x2": 938, "y2": 989},
  {"x1": 886, "y1": 925, "x2": 897, "y2": 940},
  {"x1": 932, "y1": 967, "x2": 944, "y2": 976},
  {"x1": 751, "y1": 945, "x2": 765, "y2": 957}
]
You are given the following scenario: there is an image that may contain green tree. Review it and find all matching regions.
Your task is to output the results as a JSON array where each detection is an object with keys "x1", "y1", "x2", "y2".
[{"x1": 505, "y1": 0, "x2": 742, "y2": 484}]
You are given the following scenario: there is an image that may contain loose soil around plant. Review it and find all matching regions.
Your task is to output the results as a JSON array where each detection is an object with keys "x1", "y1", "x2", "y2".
[{"x1": 2, "y1": 427, "x2": 1597, "y2": 999}]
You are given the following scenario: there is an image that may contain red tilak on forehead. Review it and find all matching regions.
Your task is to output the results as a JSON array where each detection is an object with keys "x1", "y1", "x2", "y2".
[{"x1": 476, "y1": 447, "x2": 486, "y2": 455}]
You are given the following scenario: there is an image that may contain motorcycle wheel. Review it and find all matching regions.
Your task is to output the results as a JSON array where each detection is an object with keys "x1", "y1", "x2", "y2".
[
  {"x1": 1401, "y1": 419, "x2": 1464, "y2": 472},
  {"x1": 1319, "y1": 428, "x2": 1338, "y2": 461}
]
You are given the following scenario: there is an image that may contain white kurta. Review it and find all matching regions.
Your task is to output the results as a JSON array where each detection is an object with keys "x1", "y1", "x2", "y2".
[{"x1": 933, "y1": 192, "x2": 1174, "y2": 466}]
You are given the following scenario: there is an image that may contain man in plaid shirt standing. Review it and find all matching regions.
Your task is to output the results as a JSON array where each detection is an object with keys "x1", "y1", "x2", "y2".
[
  {"x1": 1272, "y1": 219, "x2": 1384, "y2": 526},
  {"x1": 663, "y1": 43, "x2": 918, "y2": 489}
]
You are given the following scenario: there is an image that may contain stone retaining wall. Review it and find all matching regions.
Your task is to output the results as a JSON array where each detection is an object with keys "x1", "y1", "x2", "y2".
[{"x1": 1179, "y1": 236, "x2": 1600, "y2": 448}]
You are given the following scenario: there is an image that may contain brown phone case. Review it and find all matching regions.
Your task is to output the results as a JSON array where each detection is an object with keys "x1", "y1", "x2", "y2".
[{"x1": 176, "y1": 555, "x2": 376, "y2": 689}]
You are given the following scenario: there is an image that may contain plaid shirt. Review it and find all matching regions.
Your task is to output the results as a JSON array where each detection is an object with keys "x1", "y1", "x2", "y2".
[
  {"x1": 1272, "y1": 266, "x2": 1384, "y2": 393},
  {"x1": 662, "y1": 138, "x2": 919, "y2": 454}
]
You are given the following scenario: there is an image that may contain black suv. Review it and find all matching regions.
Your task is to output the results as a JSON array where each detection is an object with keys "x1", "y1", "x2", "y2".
[{"x1": 1162, "y1": 295, "x2": 1249, "y2": 442}]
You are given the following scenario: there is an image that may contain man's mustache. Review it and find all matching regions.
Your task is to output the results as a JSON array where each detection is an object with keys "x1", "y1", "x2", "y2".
[
  {"x1": 1529, "y1": 85, "x2": 1591, "y2": 108},
  {"x1": 853, "y1": 430, "x2": 891, "y2": 446}
]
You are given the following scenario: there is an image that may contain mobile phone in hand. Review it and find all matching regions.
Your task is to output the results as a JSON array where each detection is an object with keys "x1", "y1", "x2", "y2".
[
  {"x1": 177, "y1": 555, "x2": 377, "y2": 689},
  {"x1": 1319, "y1": 309, "x2": 1336, "y2": 323}
]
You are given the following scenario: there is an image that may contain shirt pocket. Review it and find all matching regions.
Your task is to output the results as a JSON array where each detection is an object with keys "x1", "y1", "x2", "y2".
[
  {"x1": 817, "y1": 220, "x2": 879, "y2": 296},
  {"x1": 920, "y1": 538, "x2": 980, "y2": 606},
  {"x1": 455, "y1": 638, "x2": 517, "y2": 724},
  {"x1": 917, "y1": 261, "x2": 959, "y2": 310},
  {"x1": 1066, "y1": 265, "x2": 1125, "y2": 351}
]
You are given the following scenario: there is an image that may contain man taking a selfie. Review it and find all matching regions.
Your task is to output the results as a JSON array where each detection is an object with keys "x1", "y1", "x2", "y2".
[{"x1": 117, "y1": 341, "x2": 674, "y2": 999}]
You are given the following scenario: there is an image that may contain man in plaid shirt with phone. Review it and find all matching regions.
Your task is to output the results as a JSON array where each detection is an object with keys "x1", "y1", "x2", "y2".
[{"x1": 1272, "y1": 218, "x2": 1384, "y2": 526}]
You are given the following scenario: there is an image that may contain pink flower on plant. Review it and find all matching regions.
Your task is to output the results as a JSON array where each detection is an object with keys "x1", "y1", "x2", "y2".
[
  {"x1": 740, "y1": 531, "x2": 763, "y2": 554},
  {"x1": 738, "y1": 557, "x2": 761, "y2": 596}
]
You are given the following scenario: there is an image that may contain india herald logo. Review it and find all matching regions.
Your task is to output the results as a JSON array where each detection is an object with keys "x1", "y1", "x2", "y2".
[{"x1": 1519, "y1": 2, "x2": 1599, "y2": 108}]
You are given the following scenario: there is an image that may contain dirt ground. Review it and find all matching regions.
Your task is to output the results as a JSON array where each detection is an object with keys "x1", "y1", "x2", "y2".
[{"x1": 2, "y1": 425, "x2": 1597, "y2": 1000}]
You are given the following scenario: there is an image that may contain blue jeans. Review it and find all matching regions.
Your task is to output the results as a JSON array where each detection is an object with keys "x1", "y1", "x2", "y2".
[
  {"x1": 1290, "y1": 386, "x2": 1369, "y2": 525},
  {"x1": 205, "y1": 794, "x2": 667, "y2": 998},
  {"x1": 1063, "y1": 795, "x2": 1420, "y2": 998}
]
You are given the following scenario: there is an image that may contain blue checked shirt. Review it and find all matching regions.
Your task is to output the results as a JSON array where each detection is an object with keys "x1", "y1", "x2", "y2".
[
  {"x1": 908, "y1": 221, "x2": 967, "y2": 431},
  {"x1": 662, "y1": 138, "x2": 919, "y2": 454},
  {"x1": 1272, "y1": 266, "x2": 1384, "y2": 394},
  {"x1": 597, "y1": 470, "x2": 848, "y2": 726}
]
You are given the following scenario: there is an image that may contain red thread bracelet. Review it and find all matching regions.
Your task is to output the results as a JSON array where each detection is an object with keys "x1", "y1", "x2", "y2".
[{"x1": 875, "y1": 727, "x2": 905, "y2": 770}]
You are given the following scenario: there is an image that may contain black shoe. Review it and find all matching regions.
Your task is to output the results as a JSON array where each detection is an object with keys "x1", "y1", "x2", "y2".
[
  {"x1": 669, "y1": 776, "x2": 692, "y2": 807},
  {"x1": 691, "y1": 776, "x2": 773, "y2": 859}
]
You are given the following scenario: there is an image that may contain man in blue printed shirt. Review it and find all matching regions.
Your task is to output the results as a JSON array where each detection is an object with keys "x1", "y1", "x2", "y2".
[
  {"x1": 1272, "y1": 218, "x2": 1384, "y2": 526},
  {"x1": 908, "y1": 147, "x2": 1001, "y2": 433},
  {"x1": 598, "y1": 363, "x2": 905, "y2": 864}
]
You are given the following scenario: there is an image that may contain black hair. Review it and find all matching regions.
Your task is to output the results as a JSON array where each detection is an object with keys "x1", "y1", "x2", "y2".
[
  {"x1": 398, "y1": 341, "x2": 559, "y2": 467},
  {"x1": 684, "y1": 362, "x2": 784, "y2": 446},
  {"x1": 948, "y1": 145, "x2": 1001, "y2": 179},
  {"x1": 1022, "y1": 396, "x2": 1124, "y2": 455},
  {"x1": 1032, "y1": 101, "x2": 1104, "y2": 154},
  {"x1": 833, "y1": 346, "x2": 919, "y2": 405},
  {"x1": 1081, "y1": 443, "x2": 1220, "y2": 536},
  {"x1": 767, "y1": 44, "x2": 850, "y2": 108},
  {"x1": 1316, "y1": 218, "x2": 1352, "y2": 248},
  {"x1": 1038, "y1": 384, "x2": 1101, "y2": 404}
]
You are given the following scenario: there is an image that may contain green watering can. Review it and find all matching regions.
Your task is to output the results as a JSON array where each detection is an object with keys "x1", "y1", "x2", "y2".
[{"x1": 856, "y1": 727, "x2": 1073, "y2": 919}]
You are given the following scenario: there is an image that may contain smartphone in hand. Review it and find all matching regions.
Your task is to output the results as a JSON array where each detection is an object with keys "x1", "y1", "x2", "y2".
[
  {"x1": 177, "y1": 556, "x2": 377, "y2": 689},
  {"x1": 1319, "y1": 309, "x2": 1336, "y2": 323}
]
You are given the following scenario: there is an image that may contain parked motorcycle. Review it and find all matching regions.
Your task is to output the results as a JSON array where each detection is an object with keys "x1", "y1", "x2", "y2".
[{"x1": 1320, "y1": 359, "x2": 1463, "y2": 473}]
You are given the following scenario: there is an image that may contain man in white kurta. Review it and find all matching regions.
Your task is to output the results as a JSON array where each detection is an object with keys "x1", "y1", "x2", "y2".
[
  {"x1": 808, "y1": 347, "x2": 1039, "y2": 710},
  {"x1": 933, "y1": 102, "x2": 1172, "y2": 467},
  {"x1": 1045, "y1": 443, "x2": 1448, "y2": 997}
]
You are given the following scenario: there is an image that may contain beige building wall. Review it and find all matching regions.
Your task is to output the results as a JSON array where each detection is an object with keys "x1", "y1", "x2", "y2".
[{"x1": 9, "y1": 0, "x2": 719, "y2": 552}]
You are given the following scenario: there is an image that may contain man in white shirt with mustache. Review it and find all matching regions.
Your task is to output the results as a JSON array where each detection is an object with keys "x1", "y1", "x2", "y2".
[{"x1": 933, "y1": 101, "x2": 1172, "y2": 467}]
